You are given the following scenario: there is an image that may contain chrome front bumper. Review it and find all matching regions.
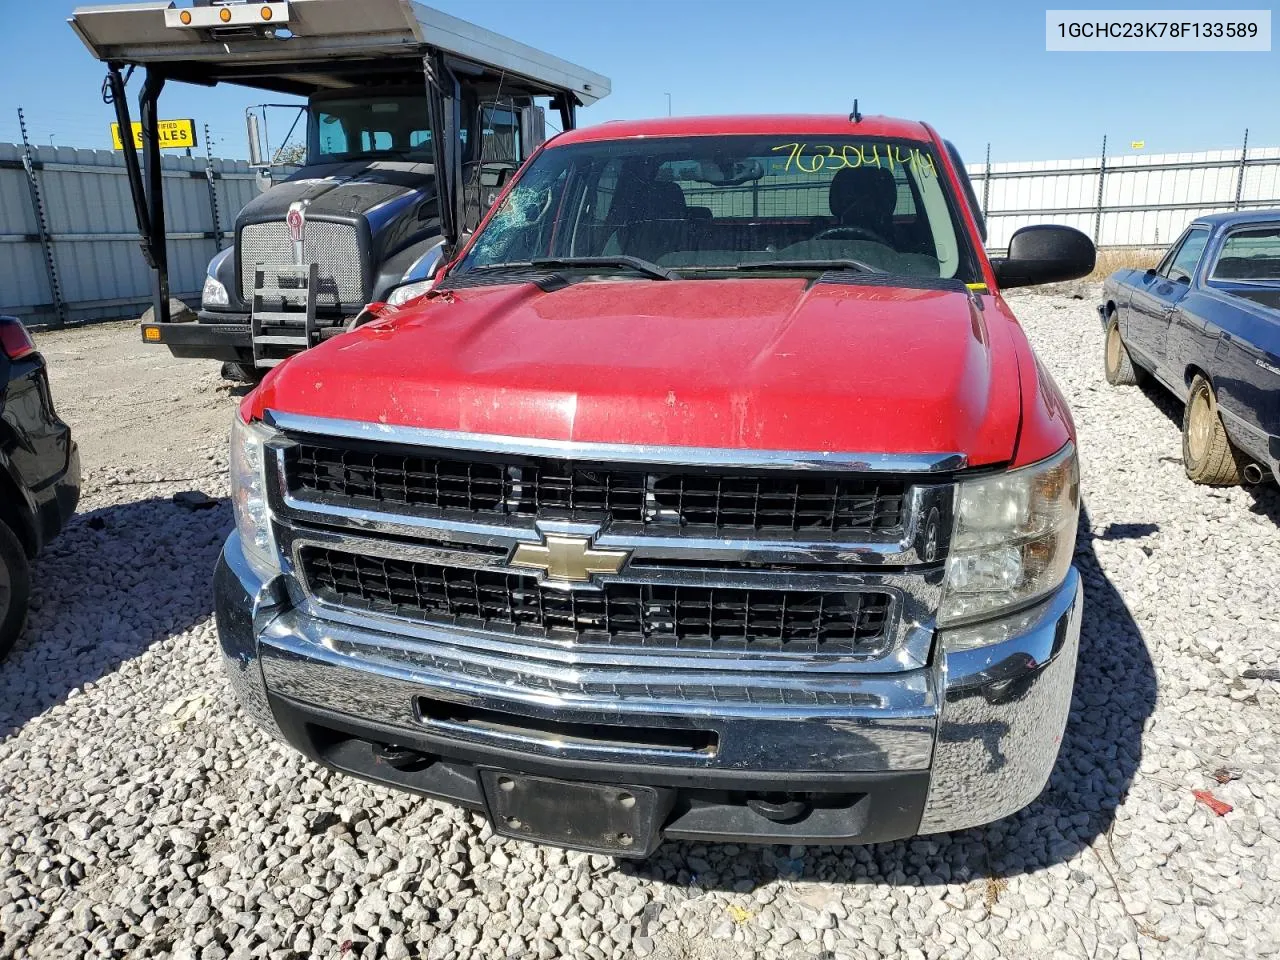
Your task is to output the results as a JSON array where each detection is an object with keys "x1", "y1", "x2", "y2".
[{"x1": 215, "y1": 531, "x2": 1082, "y2": 842}]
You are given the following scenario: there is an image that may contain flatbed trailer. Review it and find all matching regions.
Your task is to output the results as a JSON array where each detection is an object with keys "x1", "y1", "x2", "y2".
[{"x1": 69, "y1": 0, "x2": 609, "y2": 370}]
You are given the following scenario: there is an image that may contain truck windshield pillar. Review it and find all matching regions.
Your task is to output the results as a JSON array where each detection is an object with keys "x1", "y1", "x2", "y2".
[
  {"x1": 423, "y1": 51, "x2": 458, "y2": 257},
  {"x1": 139, "y1": 69, "x2": 170, "y2": 324}
]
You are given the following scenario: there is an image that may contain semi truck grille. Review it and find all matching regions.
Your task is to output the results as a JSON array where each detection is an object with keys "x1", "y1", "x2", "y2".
[
  {"x1": 300, "y1": 547, "x2": 893, "y2": 656},
  {"x1": 286, "y1": 442, "x2": 905, "y2": 535},
  {"x1": 239, "y1": 220, "x2": 366, "y2": 310}
]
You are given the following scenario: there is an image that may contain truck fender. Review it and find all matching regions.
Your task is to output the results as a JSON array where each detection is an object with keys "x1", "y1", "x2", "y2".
[
  {"x1": 372, "y1": 236, "x2": 448, "y2": 303},
  {"x1": 206, "y1": 246, "x2": 240, "y2": 309}
]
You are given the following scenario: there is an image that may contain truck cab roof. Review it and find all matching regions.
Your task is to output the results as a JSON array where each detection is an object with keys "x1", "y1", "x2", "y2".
[{"x1": 552, "y1": 115, "x2": 937, "y2": 146}]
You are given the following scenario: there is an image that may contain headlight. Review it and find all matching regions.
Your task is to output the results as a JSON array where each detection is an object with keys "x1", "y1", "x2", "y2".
[
  {"x1": 386, "y1": 278, "x2": 436, "y2": 307},
  {"x1": 938, "y1": 444, "x2": 1079, "y2": 629},
  {"x1": 230, "y1": 415, "x2": 280, "y2": 579},
  {"x1": 202, "y1": 273, "x2": 229, "y2": 308}
]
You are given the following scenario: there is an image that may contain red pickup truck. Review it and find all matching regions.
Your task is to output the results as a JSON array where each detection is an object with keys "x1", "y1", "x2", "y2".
[{"x1": 215, "y1": 114, "x2": 1094, "y2": 856}]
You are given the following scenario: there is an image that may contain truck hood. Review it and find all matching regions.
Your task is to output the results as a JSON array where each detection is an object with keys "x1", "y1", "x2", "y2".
[
  {"x1": 237, "y1": 160, "x2": 435, "y2": 223},
  {"x1": 248, "y1": 278, "x2": 1024, "y2": 464}
]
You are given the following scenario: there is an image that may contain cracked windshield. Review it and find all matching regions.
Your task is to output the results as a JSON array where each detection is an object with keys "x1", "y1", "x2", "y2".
[{"x1": 459, "y1": 135, "x2": 975, "y2": 280}]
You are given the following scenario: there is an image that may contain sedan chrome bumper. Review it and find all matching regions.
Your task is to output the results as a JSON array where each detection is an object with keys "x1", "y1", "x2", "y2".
[{"x1": 215, "y1": 531, "x2": 1082, "y2": 844}]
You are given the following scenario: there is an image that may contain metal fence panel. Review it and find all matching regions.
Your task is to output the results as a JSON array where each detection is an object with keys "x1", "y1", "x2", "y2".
[
  {"x1": 0, "y1": 142, "x2": 265, "y2": 327},
  {"x1": 969, "y1": 141, "x2": 1280, "y2": 250},
  {"x1": 6, "y1": 136, "x2": 1280, "y2": 326}
]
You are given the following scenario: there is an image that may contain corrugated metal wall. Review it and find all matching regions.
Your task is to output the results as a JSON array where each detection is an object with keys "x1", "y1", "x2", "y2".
[
  {"x1": 5, "y1": 140, "x2": 1280, "y2": 327},
  {"x1": 0, "y1": 143, "x2": 264, "y2": 327},
  {"x1": 968, "y1": 144, "x2": 1280, "y2": 250}
]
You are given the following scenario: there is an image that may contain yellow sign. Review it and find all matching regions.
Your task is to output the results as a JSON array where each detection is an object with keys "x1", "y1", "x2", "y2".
[
  {"x1": 1130, "y1": 140, "x2": 1146, "y2": 150},
  {"x1": 111, "y1": 119, "x2": 198, "y2": 151}
]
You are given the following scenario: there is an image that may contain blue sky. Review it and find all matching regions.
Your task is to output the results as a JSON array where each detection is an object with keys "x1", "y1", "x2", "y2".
[{"x1": 2, "y1": 1, "x2": 1276, "y2": 164}]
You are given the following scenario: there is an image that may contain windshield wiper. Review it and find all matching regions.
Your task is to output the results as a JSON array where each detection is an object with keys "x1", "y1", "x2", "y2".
[
  {"x1": 706, "y1": 259, "x2": 883, "y2": 275},
  {"x1": 462, "y1": 256, "x2": 674, "y2": 281},
  {"x1": 530, "y1": 256, "x2": 675, "y2": 280}
]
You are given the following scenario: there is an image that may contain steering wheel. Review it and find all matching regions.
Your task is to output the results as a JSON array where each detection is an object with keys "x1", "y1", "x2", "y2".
[{"x1": 812, "y1": 225, "x2": 890, "y2": 246}]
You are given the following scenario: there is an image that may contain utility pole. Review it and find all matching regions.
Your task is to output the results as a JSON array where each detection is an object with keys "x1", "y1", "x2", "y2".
[{"x1": 664, "y1": 92, "x2": 671, "y2": 117}]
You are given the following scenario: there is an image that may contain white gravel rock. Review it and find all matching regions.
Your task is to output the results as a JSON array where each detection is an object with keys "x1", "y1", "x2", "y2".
[{"x1": 2, "y1": 302, "x2": 1278, "y2": 958}]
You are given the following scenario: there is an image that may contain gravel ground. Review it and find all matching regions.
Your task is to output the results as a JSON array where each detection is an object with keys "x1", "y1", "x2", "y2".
[{"x1": 2, "y1": 296, "x2": 1279, "y2": 960}]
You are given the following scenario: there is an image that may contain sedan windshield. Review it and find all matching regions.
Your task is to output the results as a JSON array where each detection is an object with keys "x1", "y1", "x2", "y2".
[{"x1": 457, "y1": 134, "x2": 975, "y2": 280}]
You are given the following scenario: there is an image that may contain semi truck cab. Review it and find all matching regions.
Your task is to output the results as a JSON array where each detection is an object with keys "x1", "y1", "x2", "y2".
[{"x1": 68, "y1": 0, "x2": 609, "y2": 375}]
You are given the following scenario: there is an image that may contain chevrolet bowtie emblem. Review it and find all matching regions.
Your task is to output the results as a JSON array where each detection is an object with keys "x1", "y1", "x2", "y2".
[{"x1": 510, "y1": 535, "x2": 628, "y2": 583}]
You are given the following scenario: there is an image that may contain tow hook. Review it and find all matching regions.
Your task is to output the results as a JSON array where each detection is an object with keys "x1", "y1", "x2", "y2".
[
  {"x1": 374, "y1": 743, "x2": 429, "y2": 771},
  {"x1": 747, "y1": 794, "x2": 811, "y2": 823}
]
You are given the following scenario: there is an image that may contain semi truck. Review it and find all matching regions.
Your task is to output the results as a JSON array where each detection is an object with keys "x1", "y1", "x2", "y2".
[{"x1": 69, "y1": 0, "x2": 609, "y2": 378}]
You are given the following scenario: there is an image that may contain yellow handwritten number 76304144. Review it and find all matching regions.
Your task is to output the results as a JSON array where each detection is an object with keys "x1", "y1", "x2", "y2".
[{"x1": 770, "y1": 142, "x2": 938, "y2": 177}]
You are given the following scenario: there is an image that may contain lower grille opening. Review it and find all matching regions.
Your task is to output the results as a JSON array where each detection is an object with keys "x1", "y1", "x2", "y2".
[
  {"x1": 417, "y1": 698, "x2": 718, "y2": 755},
  {"x1": 301, "y1": 546, "x2": 893, "y2": 656}
]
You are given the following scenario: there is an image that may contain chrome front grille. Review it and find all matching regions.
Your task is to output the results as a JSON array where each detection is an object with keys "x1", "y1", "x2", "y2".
[
  {"x1": 265, "y1": 412, "x2": 958, "y2": 673},
  {"x1": 287, "y1": 440, "x2": 906, "y2": 536},
  {"x1": 239, "y1": 220, "x2": 366, "y2": 310},
  {"x1": 300, "y1": 545, "x2": 894, "y2": 657}
]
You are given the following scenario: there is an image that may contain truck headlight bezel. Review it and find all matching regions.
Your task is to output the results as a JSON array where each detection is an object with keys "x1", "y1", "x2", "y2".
[
  {"x1": 385, "y1": 278, "x2": 437, "y2": 307},
  {"x1": 938, "y1": 443, "x2": 1079, "y2": 630},
  {"x1": 202, "y1": 273, "x2": 230, "y2": 308},
  {"x1": 230, "y1": 415, "x2": 281, "y2": 580}
]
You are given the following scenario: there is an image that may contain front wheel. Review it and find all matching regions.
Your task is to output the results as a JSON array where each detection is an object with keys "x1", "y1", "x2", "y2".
[
  {"x1": 220, "y1": 361, "x2": 264, "y2": 386},
  {"x1": 0, "y1": 519, "x2": 31, "y2": 662},
  {"x1": 1104, "y1": 317, "x2": 1139, "y2": 386},
  {"x1": 1182, "y1": 375, "x2": 1243, "y2": 486}
]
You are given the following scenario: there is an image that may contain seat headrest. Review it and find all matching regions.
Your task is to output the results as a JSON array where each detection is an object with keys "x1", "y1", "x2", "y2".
[{"x1": 829, "y1": 166, "x2": 898, "y2": 224}]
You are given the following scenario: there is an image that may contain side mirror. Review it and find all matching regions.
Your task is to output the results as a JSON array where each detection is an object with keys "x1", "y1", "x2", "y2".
[
  {"x1": 992, "y1": 225, "x2": 1095, "y2": 289},
  {"x1": 245, "y1": 112, "x2": 265, "y2": 168}
]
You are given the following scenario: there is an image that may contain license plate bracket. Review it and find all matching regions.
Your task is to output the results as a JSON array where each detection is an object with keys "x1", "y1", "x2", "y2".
[{"x1": 479, "y1": 770, "x2": 672, "y2": 857}]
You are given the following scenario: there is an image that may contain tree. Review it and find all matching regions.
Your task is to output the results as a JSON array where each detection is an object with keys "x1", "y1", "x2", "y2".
[{"x1": 272, "y1": 142, "x2": 306, "y2": 166}]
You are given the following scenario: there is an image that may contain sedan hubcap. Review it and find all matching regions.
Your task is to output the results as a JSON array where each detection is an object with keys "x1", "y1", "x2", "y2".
[
  {"x1": 1188, "y1": 389, "x2": 1213, "y2": 462},
  {"x1": 1107, "y1": 327, "x2": 1121, "y2": 373}
]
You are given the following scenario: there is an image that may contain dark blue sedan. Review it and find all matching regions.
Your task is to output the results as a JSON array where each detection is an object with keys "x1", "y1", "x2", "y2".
[{"x1": 1099, "y1": 210, "x2": 1280, "y2": 487}]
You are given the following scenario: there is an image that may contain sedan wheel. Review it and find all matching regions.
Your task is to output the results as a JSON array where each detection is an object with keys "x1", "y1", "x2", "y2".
[
  {"x1": 1182, "y1": 375, "x2": 1243, "y2": 486},
  {"x1": 1104, "y1": 319, "x2": 1139, "y2": 386}
]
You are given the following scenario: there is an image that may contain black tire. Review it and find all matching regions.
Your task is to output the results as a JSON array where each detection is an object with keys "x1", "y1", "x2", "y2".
[
  {"x1": 1182, "y1": 375, "x2": 1243, "y2": 486},
  {"x1": 0, "y1": 519, "x2": 31, "y2": 662},
  {"x1": 220, "y1": 361, "x2": 264, "y2": 385},
  {"x1": 1104, "y1": 317, "x2": 1139, "y2": 386}
]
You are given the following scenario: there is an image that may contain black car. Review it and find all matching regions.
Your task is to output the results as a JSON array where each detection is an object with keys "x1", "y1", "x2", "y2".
[{"x1": 0, "y1": 316, "x2": 80, "y2": 658}]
